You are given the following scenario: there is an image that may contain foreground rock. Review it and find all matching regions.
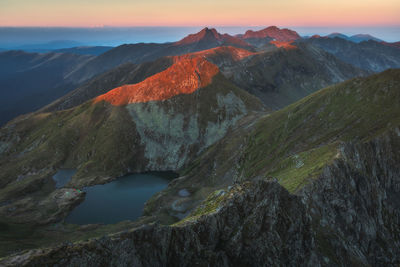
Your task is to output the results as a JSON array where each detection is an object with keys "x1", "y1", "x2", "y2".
[{"x1": 2, "y1": 132, "x2": 399, "y2": 266}]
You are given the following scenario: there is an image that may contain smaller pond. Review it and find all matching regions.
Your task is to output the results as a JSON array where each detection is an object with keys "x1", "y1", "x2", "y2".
[
  {"x1": 65, "y1": 172, "x2": 177, "y2": 225},
  {"x1": 53, "y1": 169, "x2": 76, "y2": 189}
]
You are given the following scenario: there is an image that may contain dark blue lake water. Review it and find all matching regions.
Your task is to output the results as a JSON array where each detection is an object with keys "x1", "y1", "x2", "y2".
[{"x1": 65, "y1": 172, "x2": 177, "y2": 225}]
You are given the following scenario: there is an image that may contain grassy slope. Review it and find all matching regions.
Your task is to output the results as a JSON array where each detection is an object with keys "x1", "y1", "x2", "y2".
[
  {"x1": 227, "y1": 44, "x2": 367, "y2": 109},
  {"x1": 163, "y1": 68, "x2": 400, "y2": 229},
  {"x1": 241, "y1": 68, "x2": 400, "y2": 191},
  {"x1": 0, "y1": 102, "x2": 140, "y2": 190},
  {"x1": 178, "y1": 69, "x2": 400, "y2": 196}
]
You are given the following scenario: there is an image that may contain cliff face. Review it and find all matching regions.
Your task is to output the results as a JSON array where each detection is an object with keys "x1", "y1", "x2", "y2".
[
  {"x1": 302, "y1": 131, "x2": 400, "y2": 265},
  {"x1": 3, "y1": 131, "x2": 399, "y2": 266}
]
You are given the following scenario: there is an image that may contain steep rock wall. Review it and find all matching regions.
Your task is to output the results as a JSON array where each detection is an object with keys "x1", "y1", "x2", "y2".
[{"x1": 3, "y1": 131, "x2": 400, "y2": 266}]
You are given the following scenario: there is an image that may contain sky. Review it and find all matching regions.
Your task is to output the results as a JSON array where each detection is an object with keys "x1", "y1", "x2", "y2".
[{"x1": 1, "y1": 0, "x2": 399, "y2": 27}]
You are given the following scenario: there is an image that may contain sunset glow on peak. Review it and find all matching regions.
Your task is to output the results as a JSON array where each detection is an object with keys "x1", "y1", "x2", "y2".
[{"x1": 94, "y1": 56, "x2": 219, "y2": 106}]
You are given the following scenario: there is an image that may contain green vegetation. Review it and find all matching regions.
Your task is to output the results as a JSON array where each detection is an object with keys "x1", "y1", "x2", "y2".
[
  {"x1": 188, "y1": 189, "x2": 226, "y2": 217},
  {"x1": 267, "y1": 143, "x2": 339, "y2": 192},
  {"x1": 0, "y1": 68, "x2": 399, "y2": 258},
  {"x1": 170, "y1": 69, "x2": 400, "y2": 233},
  {"x1": 179, "y1": 69, "x2": 400, "y2": 198},
  {"x1": 239, "y1": 69, "x2": 400, "y2": 191},
  {"x1": 174, "y1": 188, "x2": 228, "y2": 225},
  {"x1": 0, "y1": 101, "x2": 139, "y2": 189}
]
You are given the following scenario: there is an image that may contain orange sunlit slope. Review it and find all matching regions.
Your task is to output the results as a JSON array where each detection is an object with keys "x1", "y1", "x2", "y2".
[
  {"x1": 94, "y1": 57, "x2": 219, "y2": 106},
  {"x1": 270, "y1": 41, "x2": 297, "y2": 49},
  {"x1": 94, "y1": 46, "x2": 257, "y2": 106}
]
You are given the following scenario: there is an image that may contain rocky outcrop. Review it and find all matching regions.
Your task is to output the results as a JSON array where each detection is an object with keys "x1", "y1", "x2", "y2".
[
  {"x1": 174, "y1": 27, "x2": 251, "y2": 49},
  {"x1": 238, "y1": 26, "x2": 301, "y2": 42},
  {"x1": 301, "y1": 131, "x2": 400, "y2": 265},
  {"x1": 125, "y1": 90, "x2": 248, "y2": 170},
  {"x1": 3, "y1": 131, "x2": 399, "y2": 266}
]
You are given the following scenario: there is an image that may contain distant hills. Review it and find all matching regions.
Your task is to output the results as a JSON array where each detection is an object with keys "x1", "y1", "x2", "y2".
[
  {"x1": 0, "y1": 26, "x2": 399, "y2": 126},
  {"x1": 303, "y1": 36, "x2": 400, "y2": 72},
  {"x1": 63, "y1": 27, "x2": 255, "y2": 84},
  {"x1": 42, "y1": 44, "x2": 366, "y2": 113},
  {"x1": 322, "y1": 32, "x2": 383, "y2": 43},
  {"x1": 0, "y1": 44, "x2": 114, "y2": 56},
  {"x1": 0, "y1": 50, "x2": 94, "y2": 125},
  {"x1": 53, "y1": 46, "x2": 114, "y2": 56},
  {"x1": 8, "y1": 40, "x2": 83, "y2": 51}
]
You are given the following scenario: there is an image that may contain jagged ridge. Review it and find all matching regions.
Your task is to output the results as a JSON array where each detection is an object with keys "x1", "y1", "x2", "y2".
[{"x1": 3, "y1": 130, "x2": 399, "y2": 266}]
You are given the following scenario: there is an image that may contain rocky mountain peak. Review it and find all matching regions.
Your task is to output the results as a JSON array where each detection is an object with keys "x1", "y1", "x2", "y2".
[
  {"x1": 240, "y1": 26, "x2": 301, "y2": 41},
  {"x1": 174, "y1": 27, "x2": 251, "y2": 48}
]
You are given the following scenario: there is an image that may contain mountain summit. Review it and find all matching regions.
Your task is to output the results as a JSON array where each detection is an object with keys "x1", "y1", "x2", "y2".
[
  {"x1": 238, "y1": 26, "x2": 301, "y2": 42},
  {"x1": 174, "y1": 27, "x2": 251, "y2": 49},
  {"x1": 175, "y1": 27, "x2": 220, "y2": 45}
]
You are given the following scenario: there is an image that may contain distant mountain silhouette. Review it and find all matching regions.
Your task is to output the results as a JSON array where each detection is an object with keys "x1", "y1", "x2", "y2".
[
  {"x1": 238, "y1": 26, "x2": 301, "y2": 42},
  {"x1": 349, "y1": 34, "x2": 383, "y2": 43},
  {"x1": 54, "y1": 46, "x2": 114, "y2": 56},
  {"x1": 319, "y1": 32, "x2": 383, "y2": 43},
  {"x1": 44, "y1": 45, "x2": 366, "y2": 113},
  {"x1": 326, "y1": 32, "x2": 350, "y2": 40},
  {"x1": 0, "y1": 50, "x2": 93, "y2": 125},
  {"x1": 1, "y1": 26, "x2": 399, "y2": 126},
  {"x1": 65, "y1": 28, "x2": 253, "y2": 84},
  {"x1": 7, "y1": 40, "x2": 83, "y2": 52},
  {"x1": 303, "y1": 37, "x2": 400, "y2": 72},
  {"x1": 175, "y1": 27, "x2": 251, "y2": 49}
]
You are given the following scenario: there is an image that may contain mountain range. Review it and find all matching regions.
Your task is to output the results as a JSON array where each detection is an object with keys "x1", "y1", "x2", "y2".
[
  {"x1": 0, "y1": 50, "x2": 93, "y2": 125},
  {"x1": 2, "y1": 26, "x2": 398, "y2": 126},
  {"x1": 324, "y1": 32, "x2": 383, "y2": 43},
  {"x1": 304, "y1": 36, "x2": 400, "y2": 72},
  {"x1": 0, "y1": 26, "x2": 400, "y2": 265},
  {"x1": 1, "y1": 67, "x2": 399, "y2": 266}
]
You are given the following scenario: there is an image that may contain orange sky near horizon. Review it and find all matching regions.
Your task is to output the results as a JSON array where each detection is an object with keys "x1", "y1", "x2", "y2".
[{"x1": 0, "y1": 0, "x2": 399, "y2": 27}]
